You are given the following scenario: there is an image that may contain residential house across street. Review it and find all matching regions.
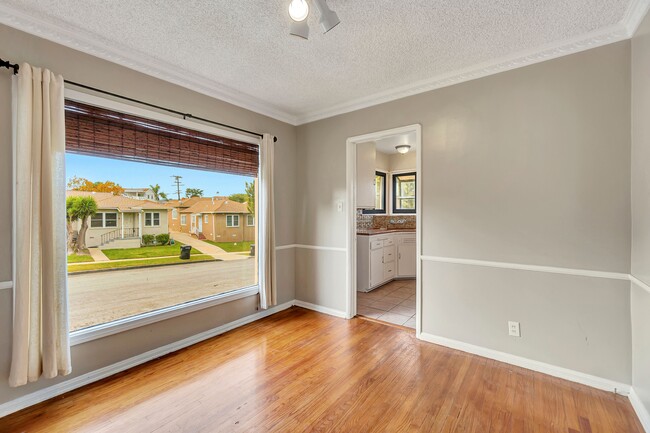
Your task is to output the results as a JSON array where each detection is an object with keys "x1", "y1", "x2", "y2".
[
  {"x1": 165, "y1": 197, "x2": 254, "y2": 242},
  {"x1": 67, "y1": 191, "x2": 169, "y2": 249}
]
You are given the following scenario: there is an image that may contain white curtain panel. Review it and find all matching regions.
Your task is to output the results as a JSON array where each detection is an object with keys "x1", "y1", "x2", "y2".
[
  {"x1": 258, "y1": 133, "x2": 277, "y2": 309},
  {"x1": 9, "y1": 63, "x2": 71, "y2": 387}
]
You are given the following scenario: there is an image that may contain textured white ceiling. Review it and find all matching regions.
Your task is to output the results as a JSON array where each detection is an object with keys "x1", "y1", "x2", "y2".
[{"x1": 1, "y1": 0, "x2": 644, "y2": 124}]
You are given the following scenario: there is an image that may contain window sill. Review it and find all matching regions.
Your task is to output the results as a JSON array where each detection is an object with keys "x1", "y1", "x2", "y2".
[{"x1": 70, "y1": 285, "x2": 260, "y2": 346}]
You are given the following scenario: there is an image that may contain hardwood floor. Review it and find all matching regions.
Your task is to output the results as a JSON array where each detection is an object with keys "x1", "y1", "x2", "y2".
[{"x1": 0, "y1": 307, "x2": 643, "y2": 433}]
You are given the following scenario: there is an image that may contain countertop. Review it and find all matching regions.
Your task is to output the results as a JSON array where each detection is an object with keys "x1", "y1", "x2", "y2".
[{"x1": 356, "y1": 228, "x2": 416, "y2": 236}]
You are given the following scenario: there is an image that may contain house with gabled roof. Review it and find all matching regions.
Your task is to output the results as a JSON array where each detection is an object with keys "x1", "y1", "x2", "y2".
[
  {"x1": 67, "y1": 190, "x2": 169, "y2": 249},
  {"x1": 166, "y1": 196, "x2": 254, "y2": 243}
]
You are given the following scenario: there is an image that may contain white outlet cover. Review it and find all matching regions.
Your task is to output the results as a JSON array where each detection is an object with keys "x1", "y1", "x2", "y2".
[{"x1": 508, "y1": 321, "x2": 521, "y2": 337}]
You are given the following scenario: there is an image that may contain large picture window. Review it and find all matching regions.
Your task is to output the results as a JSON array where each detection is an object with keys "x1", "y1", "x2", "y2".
[
  {"x1": 392, "y1": 172, "x2": 416, "y2": 214},
  {"x1": 363, "y1": 172, "x2": 386, "y2": 215},
  {"x1": 64, "y1": 96, "x2": 260, "y2": 337}
]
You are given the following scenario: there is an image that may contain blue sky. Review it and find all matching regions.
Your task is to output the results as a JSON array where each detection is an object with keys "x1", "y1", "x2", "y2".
[{"x1": 66, "y1": 154, "x2": 254, "y2": 199}]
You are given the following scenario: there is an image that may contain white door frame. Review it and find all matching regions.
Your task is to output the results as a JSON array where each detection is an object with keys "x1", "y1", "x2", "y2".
[{"x1": 345, "y1": 124, "x2": 423, "y2": 336}]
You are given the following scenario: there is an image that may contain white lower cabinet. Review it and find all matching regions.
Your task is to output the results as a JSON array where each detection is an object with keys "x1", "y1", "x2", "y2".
[
  {"x1": 357, "y1": 232, "x2": 416, "y2": 292},
  {"x1": 397, "y1": 236, "x2": 417, "y2": 277}
]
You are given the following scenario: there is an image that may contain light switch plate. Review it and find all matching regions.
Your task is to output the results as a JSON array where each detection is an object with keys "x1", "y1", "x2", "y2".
[{"x1": 337, "y1": 201, "x2": 343, "y2": 212}]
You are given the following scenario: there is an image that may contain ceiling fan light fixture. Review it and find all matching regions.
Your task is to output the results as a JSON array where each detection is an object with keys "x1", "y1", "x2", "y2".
[
  {"x1": 312, "y1": 0, "x2": 340, "y2": 33},
  {"x1": 289, "y1": 0, "x2": 309, "y2": 22},
  {"x1": 396, "y1": 145, "x2": 411, "y2": 154},
  {"x1": 290, "y1": 20, "x2": 310, "y2": 39}
]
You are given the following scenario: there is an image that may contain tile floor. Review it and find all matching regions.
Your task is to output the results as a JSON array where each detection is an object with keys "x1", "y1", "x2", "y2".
[{"x1": 357, "y1": 279, "x2": 416, "y2": 328}]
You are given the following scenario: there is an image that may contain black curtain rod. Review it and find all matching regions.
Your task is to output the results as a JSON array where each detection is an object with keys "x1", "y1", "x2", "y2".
[{"x1": 0, "y1": 57, "x2": 276, "y2": 143}]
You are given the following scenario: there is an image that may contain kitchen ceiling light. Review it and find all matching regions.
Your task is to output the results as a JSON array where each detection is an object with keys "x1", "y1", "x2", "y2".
[
  {"x1": 396, "y1": 145, "x2": 411, "y2": 154},
  {"x1": 289, "y1": 0, "x2": 309, "y2": 22}
]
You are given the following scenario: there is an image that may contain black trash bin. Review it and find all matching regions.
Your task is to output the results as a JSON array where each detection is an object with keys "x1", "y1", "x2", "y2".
[
  {"x1": 250, "y1": 244, "x2": 255, "y2": 256},
  {"x1": 180, "y1": 245, "x2": 192, "y2": 260}
]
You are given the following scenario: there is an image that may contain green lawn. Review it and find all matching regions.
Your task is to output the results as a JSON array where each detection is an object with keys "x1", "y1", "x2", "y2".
[
  {"x1": 68, "y1": 255, "x2": 215, "y2": 273},
  {"x1": 67, "y1": 250, "x2": 94, "y2": 263},
  {"x1": 102, "y1": 243, "x2": 189, "y2": 260},
  {"x1": 204, "y1": 241, "x2": 253, "y2": 253}
]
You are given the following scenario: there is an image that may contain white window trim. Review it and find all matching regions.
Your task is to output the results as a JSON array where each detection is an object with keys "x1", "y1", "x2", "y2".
[
  {"x1": 180, "y1": 214, "x2": 187, "y2": 225},
  {"x1": 58, "y1": 89, "x2": 263, "y2": 345},
  {"x1": 247, "y1": 215, "x2": 255, "y2": 226},
  {"x1": 145, "y1": 211, "x2": 161, "y2": 227},
  {"x1": 172, "y1": 209, "x2": 178, "y2": 220},
  {"x1": 204, "y1": 214, "x2": 209, "y2": 224},
  {"x1": 227, "y1": 214, "x2": 240, "y2": 227}
]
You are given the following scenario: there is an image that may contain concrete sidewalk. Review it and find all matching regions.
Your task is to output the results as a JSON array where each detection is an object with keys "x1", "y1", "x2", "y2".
[
  {"x1": 87, "y1": 248, "x2": 110, "y2": 262},
  {"x1": 170, "y1": 231, "x2": 250, "y2": 261}
]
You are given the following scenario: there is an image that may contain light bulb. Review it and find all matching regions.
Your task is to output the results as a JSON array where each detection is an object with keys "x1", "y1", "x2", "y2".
[{"x1": 289, "y1": 0, "x2": 309, "y2": 22}]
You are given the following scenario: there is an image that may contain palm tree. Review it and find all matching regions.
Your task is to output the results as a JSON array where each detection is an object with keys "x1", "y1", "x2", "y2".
[
  {"x1": 67, "y1": 196, "x2": 98, "y2": 253},
  {"x1": 149, "y1": 184, "x2": 167, "y2": 201}
]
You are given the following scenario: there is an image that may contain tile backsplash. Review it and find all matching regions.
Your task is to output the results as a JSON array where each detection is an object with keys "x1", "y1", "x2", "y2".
[{"x1": 356, "y1": 210, "x2": 416, "y2": 230}]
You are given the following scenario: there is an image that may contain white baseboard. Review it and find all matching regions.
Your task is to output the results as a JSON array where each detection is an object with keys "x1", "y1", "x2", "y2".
[
  {"x1": 418, "y1": 332, "x2": 630, "y2": 394},
  {"x1": 293, "y1": 300, "x2": 347, "y2": 318},
  {"x1": 630, "y1": 388, "x2": 650, "y2": 432},
  {"x1": 0, "y1": 300, "x2": 294, "y2": 418}
]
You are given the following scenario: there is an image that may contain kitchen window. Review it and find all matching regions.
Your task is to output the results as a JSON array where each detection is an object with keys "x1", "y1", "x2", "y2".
[
  {"x1": 393, "y1": 172, "x2": 416, "y2": 214},
  {"x1": 363, "y1": 171, "x2": 386, "y2": 215},
  {"x1": 144, "y1": 212, "x2": 160, "y2": 227},
  {"x1": 227, "y1": 215, "x2": 240, "y2": 227}
]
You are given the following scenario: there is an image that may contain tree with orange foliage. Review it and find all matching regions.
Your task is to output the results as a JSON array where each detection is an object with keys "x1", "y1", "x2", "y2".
[{"x1": 67, "y1": 176, "x2": 125, "y2": 196}]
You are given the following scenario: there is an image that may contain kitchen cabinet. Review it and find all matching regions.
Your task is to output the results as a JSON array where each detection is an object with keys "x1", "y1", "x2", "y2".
[
  {"x1": 357, "y1": 232, "x2": 415, "y2": 292},
  {"x1": 356, "y1": 141, "x2": 376, "y2": 209},
  {"x1": 397, "y1": 235, "x2": 416, "y2": 277}
]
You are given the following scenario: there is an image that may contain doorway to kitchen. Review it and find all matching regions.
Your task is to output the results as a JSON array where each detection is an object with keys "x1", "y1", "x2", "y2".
[{"x1": 345, "y1": 125, "x2": 421, "y2": 334}]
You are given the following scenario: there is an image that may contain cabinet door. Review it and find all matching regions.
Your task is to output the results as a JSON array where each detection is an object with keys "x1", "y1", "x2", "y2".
[
  {"x1": 356, "y1": 141, "x2": 376, "y2": 209},
  {"x1": 370, "y1": 247, "x2": 384, "y2": 287},
  {"x1": 397, "y1": 237, "x2": 417, "y2": 277}
]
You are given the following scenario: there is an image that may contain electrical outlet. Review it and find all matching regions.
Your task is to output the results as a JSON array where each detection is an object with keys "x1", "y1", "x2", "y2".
[{"x1": 508, "y1": 321, "x2": 521, "y2": 337}]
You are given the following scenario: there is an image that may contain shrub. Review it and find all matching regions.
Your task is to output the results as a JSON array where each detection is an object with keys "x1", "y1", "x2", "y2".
[
  {"x1": 142, "y1": 234, "x2": 155, "y2": 246},
  {"x1": 156, "y1": 233, "x2": 170, "y2": 245}
]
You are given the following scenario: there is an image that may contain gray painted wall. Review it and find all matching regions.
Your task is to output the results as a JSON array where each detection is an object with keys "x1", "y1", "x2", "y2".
[
  {"x1": 632, "y1": 9, "x2": 650, "y2": 416},
  {"x1": 0, "y1": 24, "x2": 296, "y2": 405},
  {"x1": 296, "y1": 41, "x2": 633, "y2": 383}
]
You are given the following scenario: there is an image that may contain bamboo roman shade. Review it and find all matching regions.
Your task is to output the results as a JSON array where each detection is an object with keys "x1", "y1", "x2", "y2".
[{"x1": 64, "y1": 100, "x2": 259, "y2": 177}]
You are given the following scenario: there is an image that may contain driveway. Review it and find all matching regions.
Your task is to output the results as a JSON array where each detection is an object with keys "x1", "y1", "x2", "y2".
[
  {"x1": 170, "y1": 231, "x2": 248, "y2": 261},
  {"x1": 68, "y1": 259, "x2": 256, "y2": 331}
]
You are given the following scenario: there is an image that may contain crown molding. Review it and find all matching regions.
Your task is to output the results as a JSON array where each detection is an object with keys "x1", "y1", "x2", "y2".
[
  {"x1": 1, "y1": 1, "x2": 648, "y2": 126},
  {"x1": 0, "y1": 3, "x2": 300, "y2": 126},
  {"x1": 295, "y1": 0, "x2": 650, "y2": 125}
]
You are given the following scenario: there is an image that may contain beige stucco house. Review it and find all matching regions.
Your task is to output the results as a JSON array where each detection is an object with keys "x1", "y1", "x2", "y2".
[{"x1": 67, "y1": 191, "x2": 169, "y2": 249}]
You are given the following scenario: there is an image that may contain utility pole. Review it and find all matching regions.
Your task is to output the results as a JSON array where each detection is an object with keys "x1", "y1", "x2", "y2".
[{"x1": 171, "y1": 175, "x2": 183, "y2": 200}]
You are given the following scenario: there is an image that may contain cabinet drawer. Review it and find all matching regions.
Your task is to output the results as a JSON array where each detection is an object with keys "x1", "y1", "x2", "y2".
[
  {"x1": 383, "y1": 245, "x2": 396, "y2": 263},
  {"x1": 383, "y1": 238, "x2": 395, "y2": 247},
  {"x1": 383, "y1": 263, "x2": 395, "y2": 279},
  {"x1": 370, "y1": 240, "x2": 383, "y2": 250}
]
